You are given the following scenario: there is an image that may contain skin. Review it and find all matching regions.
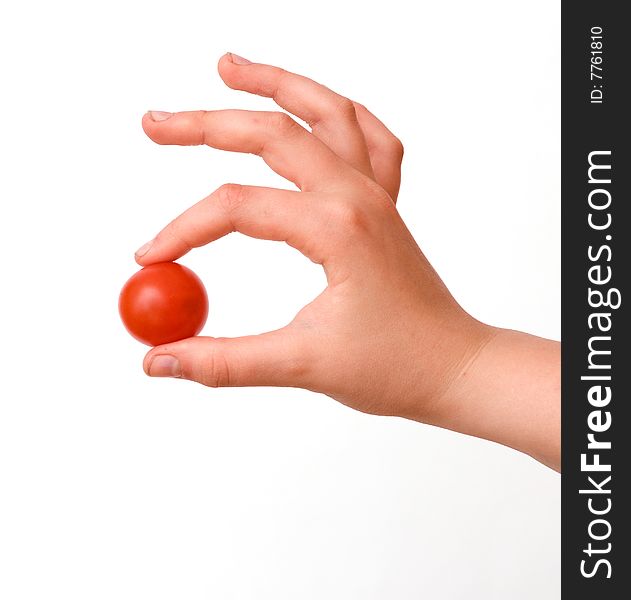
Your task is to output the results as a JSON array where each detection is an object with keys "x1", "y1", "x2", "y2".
[{"x1": 135, "y1": 52, "x2": 561, "y2": 472}]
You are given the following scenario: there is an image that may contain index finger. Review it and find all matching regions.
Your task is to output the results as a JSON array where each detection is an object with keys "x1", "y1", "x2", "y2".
[{"x1": 136, "y1": 184, "x2": 341, "y2": 278}]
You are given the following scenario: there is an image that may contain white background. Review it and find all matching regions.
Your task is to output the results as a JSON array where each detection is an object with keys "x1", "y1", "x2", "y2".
[{"x1": 0, "y1": 1, "x2": 560, "y2": 598}]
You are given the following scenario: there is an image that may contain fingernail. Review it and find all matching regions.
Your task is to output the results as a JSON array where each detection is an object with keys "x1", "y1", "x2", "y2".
[
  {"x1": 148, "y1": 355, "x2": 181, "y2": 377},
  {"x1": 135, "y1": 239, "x2": 153, "y2": 258},
  {"x1": 148, "y1": 110, "x2": 173, "y2": 122},
  {"x1": 228, "y1": 52, "x2": 252, "y2": 65}
]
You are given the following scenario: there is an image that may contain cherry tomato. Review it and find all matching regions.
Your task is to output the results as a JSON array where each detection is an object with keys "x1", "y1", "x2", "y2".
[{"x1": 119, "y1": 262, "x2": 209, "y2": 346}]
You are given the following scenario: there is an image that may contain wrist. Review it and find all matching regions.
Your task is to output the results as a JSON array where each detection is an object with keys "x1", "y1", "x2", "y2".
[
  {"x1": 427, "y1": 325, "x2": 561, "y2": 470},
  {"x1": 396, "y1": 312, "x2": 496, "y2": 425}
]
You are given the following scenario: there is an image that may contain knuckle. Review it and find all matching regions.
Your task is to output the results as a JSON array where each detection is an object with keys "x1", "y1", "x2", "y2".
[
  {"x1": 330, "y1": 184, "x2": 397, "y2": 237},
  {"x1": 324, "y1": 96, "x2": 356, "y2": 123},
  {"x1": 328, "y1": 199, "x2": 369, "y2": 234},
  {"x1": 390, "y1": 135, "x2": 405, "y2": 159},
  {"x1": 335, "y1": 96, "x2": 357, "y2": 119},
  {"x1": 285, "y1": 336, "x2": 313, "y2": 383},
  {"x1": 367, "y1": 183, "x2": 398, "y2": 213},
  {"x1": 266, "y1": 111, "x2": 299, "y2": 136},
  {"x1": 276, "y1": 330, "x2": 316, "y2": 388},
  {"x1": 199, "y1": 343, "x2": 232, "y2": 387},
  {"x1": 216, "y1": 183, "x2": 246, "y2": 219},
  {"x1": 197, "y1": 110, "x2": 214, "y2": 144},
  {"x1": 272, "y1": 68, "x2": 291, "y2": 101},
  {"x1": 285, "y1": 354, "x2": 310, "y2": 384}
]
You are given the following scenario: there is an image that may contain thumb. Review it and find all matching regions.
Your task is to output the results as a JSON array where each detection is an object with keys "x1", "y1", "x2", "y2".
[{"x1": 143, "y1": 329, "x2": 311, "y2": 389}]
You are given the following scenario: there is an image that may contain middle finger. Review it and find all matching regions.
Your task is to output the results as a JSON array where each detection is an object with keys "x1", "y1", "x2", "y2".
[{"x1": 142, "y1": 109, "x2": 356, "y2": 193}]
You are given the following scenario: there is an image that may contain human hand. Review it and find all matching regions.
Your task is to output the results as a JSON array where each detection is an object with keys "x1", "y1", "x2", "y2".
[{"x1": 135, "y1": 53, "x2": 560, "y2": 469}]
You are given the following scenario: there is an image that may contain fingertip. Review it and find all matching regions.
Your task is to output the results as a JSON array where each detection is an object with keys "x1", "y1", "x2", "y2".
[
  {"x1": 218, "y1": 52, "x2": 257, "y2": 88},
  {"x1": 217, "y1": 53, "x2": 242, "y2": 86},
  {"x1": 142, "y1": 351, "x2": 153, "y2": 375},
  {"x1": 141, "y1": 111, "x2": 158, "y2": 138},
  {"x1": 134, "y1": 238, "x2": 153, "y2": 261},
  {"x1": 134, "y1": 254, "x2": 153, "y2": 268},
  {"x1": 217, "y1": 52, "x2": 232, "y2": 70},
  {"x1": 148, "y1": 110, "x2": 174, "y2": 122},
  {"x1": 226, "y1": 52, "x2": 253, "y2": 66},
  {"x1": 351, "y1": 101, "x2": 368, "y2": 116},
  {"x1": 143, "y1": 344, "x2": 168, "y2": 374},
  {"x1": 142, "y1": 111, "x2": 175, "y2": 140},
  {"x1": 143, "y1": 350, "x2": 182, "y2": 378}
]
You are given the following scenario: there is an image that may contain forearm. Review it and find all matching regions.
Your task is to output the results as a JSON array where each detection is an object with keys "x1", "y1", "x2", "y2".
[{"x1": 426, "y1": 327, "x2": 561, "y2": 471}]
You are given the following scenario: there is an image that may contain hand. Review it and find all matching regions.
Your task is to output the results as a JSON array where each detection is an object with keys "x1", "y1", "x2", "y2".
[
  {"x1": 136, "y1": 52, "x2": 487, "y2": 419},
  {"x1": 136, "y1": 53, "x2": 560, "y2": 470}
]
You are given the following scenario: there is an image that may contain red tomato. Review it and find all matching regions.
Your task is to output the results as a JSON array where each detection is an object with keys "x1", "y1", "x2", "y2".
[{"x1": 119, "y1": 262, "x2": 209, "y2": 346}]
